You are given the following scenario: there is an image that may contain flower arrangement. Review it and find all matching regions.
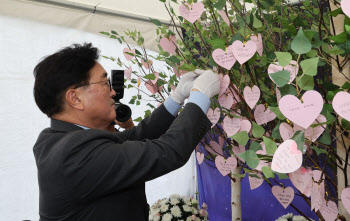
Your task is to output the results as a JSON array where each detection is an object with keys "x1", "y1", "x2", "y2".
[
  {"x1": 149, "y1": 194, "x2": 209, "y2": 221},
  {"x1": 276, "y1": 213, "x2": 315, "y2": 221}
]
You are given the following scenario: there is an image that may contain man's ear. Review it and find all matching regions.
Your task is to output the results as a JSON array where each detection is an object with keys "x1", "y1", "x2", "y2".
[{"x1": 65, "y1": 89, "x2": 84, "y2": 110}]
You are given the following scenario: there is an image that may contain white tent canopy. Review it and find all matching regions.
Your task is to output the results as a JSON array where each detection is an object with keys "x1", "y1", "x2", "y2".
[{"x1": 0, "y1": 1, "x2": 196, "y2": 220}]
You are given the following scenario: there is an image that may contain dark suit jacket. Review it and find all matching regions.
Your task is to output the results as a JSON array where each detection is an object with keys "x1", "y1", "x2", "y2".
[{"x1": 33, "y1": 103, "x2": 211, "y2": 221}]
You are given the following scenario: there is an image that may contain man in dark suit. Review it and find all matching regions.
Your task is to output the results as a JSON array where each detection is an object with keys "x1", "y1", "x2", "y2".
[{"x1": 33, "y1": 43, "x2": 220, "y2": 221}]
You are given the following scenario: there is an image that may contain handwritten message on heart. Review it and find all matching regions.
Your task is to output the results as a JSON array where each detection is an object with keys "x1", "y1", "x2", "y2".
[
  {"x1": 223, "y1": 116, "x2": 241, "y2": 137},
  {"x1": 311, "y1": 170, "x2": 325, "y2": 212},
  {"x1": 145, "y1": 80, "x2": 158, "y2": 95},
  {"x1": 219, "y1": 74, "x2": 230, "y2": 96},
  {"x1": 243, "y1": 85, "x2": 260, "y2": 109},
  {"x1": 141, "y1": 59, "x2": 153, "y2": 69},
  {"x1": 196, "y1": 152, "x2": 204, "y2": 165},
  {"x1": 219, "y1": 92, "x2": 234, "y2": 109},
  {"x1": 254, "y1": 104, "x2": 277, "y2": 125},
  {"x1": 268, "y1": 60, "x2": 299, "y2": 84},
  {"x1": 124, "y1": 66, "x2": 132, "y2": 80},
  {"x1": 333, "y1": 91, "x2": 350, "y2": 122},
  {"x1": 160, "y1": 35, "x2": 177, "y2": 55},
  {"x1": 207, "y1": 108, "x2": 221, "y2": 128},
  {"x1": 179, "y1": 2, "x2": 204, "y2": 23},
  {"x1": 251, "y1": 33, "x2": 263, "y2": 56},
  {"x1": 231, "y1": 40, "x2": 257, "y2": 65},
  {"x1": 271, "y1": 140, "x2": 302, "y2": 173},
  {"x1": 319, "y1": 201, "x2": 338, "y2": 221},
  {"x1": 341, "y1": 187, "x2": 350, "y2": 214},
  {"x1": 289, "y1": 167, "x2": 313, "y2": 197},
  {"x1": 279, "y1": 90, "x2": 323, "y2": 129},
  {"x1": 212, "y1": 46, "x2": 237, "y2": 70},
  {"x1": 215, "y1": 156, "x2": 237, "y2": 176},
  {"x1": 272, "y1": 186, "x2": 295, "y2": 209},
  {"x1": 123, "y1": 48, "x2": 136, "y2": 61},
  {"x1": 249, "y1": 173, "x2": 264, "y2": 190},
  {"x1": 218, "y1": 10, "x2": 230, "y2": 25}
]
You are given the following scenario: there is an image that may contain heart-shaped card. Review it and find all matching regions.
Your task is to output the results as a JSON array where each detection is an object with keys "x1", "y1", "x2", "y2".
[
  {"x1": 243, "y1": 85, "x2": 260, "y2": 109},
  {"x1": 271, "y1": 140, "x2": 302, "y2": 173},
  {"x1": 231, "y1": 40, "x2": 257, "y2": 65},
  {"x1": 215, "y1": 156, "x2": 237, "y2": 176},
  {"x1": 179, "y1": 2, "x2": 204, "y2": 23},
  {"x1": 272, "y1": 186, "x2": 295, "y2": 209}
]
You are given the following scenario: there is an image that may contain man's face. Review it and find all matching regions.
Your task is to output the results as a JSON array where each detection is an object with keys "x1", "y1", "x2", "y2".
[{"x1": 81, "y1": 62, "x2": 116, "y2": 128}]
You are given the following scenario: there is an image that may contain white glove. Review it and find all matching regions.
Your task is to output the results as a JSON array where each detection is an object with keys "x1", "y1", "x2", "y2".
[
  {"x1": 191, "y1": 70, "x2": 220, "y2": 98},
  {"x1": 171, "y1": 69, "x2": 205, "y2": 104}
]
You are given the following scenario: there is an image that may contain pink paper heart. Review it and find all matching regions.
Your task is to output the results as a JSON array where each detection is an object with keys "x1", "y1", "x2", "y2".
[
  {"x1": 289, "y1": 167, "x2": 313, "y2": 197},
  {"x1": 271, "y1": 140, "x2": 302, "y2": 173},
  {"x1": 196, "y1": 152, "x2": 204, "y2": 165},
  {"x1": 141, "y1": 59, "x2": 153, "y2": 69},
  {"x1": 233, "y1": 145, "x2": 245, "y2": 162},
  {"x1": 272, "y1": 186, "x2": 295, "y2": 209},
  {"x1": 319, "y1": 201, "x2": 338, "y2": 221},
  {"x1": 219, "y1": 92, "x2": 234, "y2": 109},
  {"x1": 151, "y1": 72, "x2": 159, "y2": 84},
  {"x1": 207, "y1": 108, "x2": 221, "y2": 128},
  {"x1": 225, "y1": 85, "x2": 242, "y2": 103},
  {"x1": 251, "y1": 33, "x2": 263, "y2": 56},
  {"x1": 279, "y1": 122, "x2": 296, "y2": 141},
  {"x1": 243, "y1": 85, "x2": 260, "y2": 109},
  {"x1": 231, "y1": 40, "x2": 257, "y2": 65},
  {"x1": 218, "y1": 10, "x2": 230, "y2": 25},
  {"x1": 302, "y1": 114, "x2": 327, "y2": 142},
  {"x1": 279, "y1": 90, "x2": 323, "y2": 129},
  {"x1": 341, "y1": 187, "x2": 350, "y2": 214},
  {"x1": 239, "y1": 119, "x2": 252, "y2": 133},
  {"x1": 223, "y1": 116, "x2": 241, "y2": 137},
  {"x1": 179, "y1": 2, "x2": 204, "y2": 23},
  {"x1": 145, "y1": 80, "x2": 158, "y2": 95},
  {"x1": 254, "y1": 104, "x2": 276, "y2": 125},
  {"x1": 215, "y1": 156, "x2": 237, "y2": 176},
  {"x1": 209, "y1": 141, "x2": 224, "y2": 156},
  {"x1": 276, "y1": 88, "x2": 282, "y2": 102},
  {"x1": 311, "y1": 170, "x2": 325, "y2": 212},
  {"x1": 333, "y1": 91, "x2": 350, "y2": 122},
  {"x1": 341, "y1": 0, "x2": 350, "y2": 18},
  {"x1": 268, "y1": 60, "x2": 299, "y2": 84},
  {"x1": 124, "y1": 66, "x2": 132, "y2": 80},
  {"x1": 123, "y1": 48, "x2": 136, "y2": 61},
  {"x1": 219, "y1": 136, "x2": 225, "y2": 148},
  {"x1": 219, "y1": 74, "x2": 230, "y2": 96},
  {"x1": 249, "y1": 173, "x2": 264, "y2": 190},
  {"x1": 160, "y1": 35, "x2": 177, "y2": 55},
  {"x1": 256, "y1": 150, "x2": 269, "y2": 171},
  {"x1": 212, "y1": 46, "x2": 236, "y2": 70}
]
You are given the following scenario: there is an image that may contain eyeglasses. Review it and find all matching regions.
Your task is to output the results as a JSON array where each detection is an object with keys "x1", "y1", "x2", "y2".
[{"x1": 74, "y1": 77, "x2": 112, "y2": 91}]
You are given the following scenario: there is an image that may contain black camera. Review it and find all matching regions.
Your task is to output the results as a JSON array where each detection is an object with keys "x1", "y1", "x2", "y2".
[{"x1": 111, "y1": 70, "x2": 132, "y2": 122}]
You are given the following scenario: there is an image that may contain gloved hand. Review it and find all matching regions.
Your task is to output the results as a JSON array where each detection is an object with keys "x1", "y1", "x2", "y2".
[
  {"x1": 191, "y1": 70, "x2": 220, "y2": 98},
  {"x1": 170, "y1": 69, "x2": 205, "y2": 104}
]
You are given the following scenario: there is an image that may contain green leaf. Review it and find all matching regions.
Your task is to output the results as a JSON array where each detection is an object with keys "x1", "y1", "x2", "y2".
[
  {"x1": 250, "y1": 141, "x2": 263, "y2": 151},
  {"x1": 263, "y1": 136, "x2": 277, "y2": 155},
  {"x1": 231, "y1": 131, "x2": 249, "y2": 146},
  {"x1": 342, "y1": 82, "x2": 350, "y2": 89},
  {"x1": 269, "y1": 106, "x2": 286, "y2": 120},
  {"x1": 328, "y1": 45, "x2": 345, "y2": 55},
  {"x1": 179, "y1": 63, "x2": 196, "y2": 71},
  {"x1": 328, "y1": 32, "x2": 347, "y2": 44},
  {"x1": 291, "y1": 131, "x2": 305, "y2": 152},
  {"x1": 237, "y1": 150, "x2": 259, "y2": 169},
  {"x1": 342, "y1": 119, "x2": 350, "y2": 130},
  {"x1": 100, "y1": 31, "x2": 110, "y2": 36},
  {"x1": 275, "y1": 52, "x2": 292, "y2": 67},
  {"x1": 253, "y1": 15, "x2": 263, "y2": 28},
  {"x1": 329, "y1": 8, "x2": 343, "y2": 17},
  {"x1": 346, "y1": 25, "x2": 350, "y2": 35},
  {"x1": 159, "y1": 0, "x2": 166, "y2": 2},
  {"x1": 111, "y1": 30, "x2": 118, "y2": 35},
  {"x1": 252, "y1": 122, "x2": 265, "y2": 138},
  {"x1": 134, "y1": 117, "x2": 142, "y2": 122},
  {"x1": 275, "y1": 172, "x2": 289, "y2": 180},
  {"x1": 262, "y1": 166, "x2": 275, "y2": 179},
  {"x1": 149, "y1": 18, "x2": 161, "y2": 26},
  {"x1": 300, "y1": 57, "x2": 319, "y2": 76},
  {"x1": 213, "y1": 0, "x2": 226, "y2": 10},
  {"x1": 291, "y1": 27, "x2": 312, "y2": 55},
  {"x1": 319, "y1": 132, "x2": 331, "y2": 145},
  {"x1": 144, "y1": 110, "x2": 152, "y2": 118},
  {"x1": 297, "y1": 75, "x2": 314, "y2": 91},
  {"x1": 168, "y1": 55, "x2": 180, "y2": 64},
  {"x1": 279, "y1": 84, "x2": 297, "y2": 97},
  {"x1": 310, "y1": 146, "x2": 327, "y2": 155},
  {"x1": 271, "y1": 123, "x2": 282, "y2": 140},
  {"x1": 232, "y1": 173, "x2": 246, "y2": 178},
  {"x1": 144, "y1": 74, "x2": 156, "y2": 80},
  {"x1": 208, "y1": 39, "x2": 226, "y2": 50},
  {"x1": 269, "y1": 70, "x2": 290, "y2": 87}
]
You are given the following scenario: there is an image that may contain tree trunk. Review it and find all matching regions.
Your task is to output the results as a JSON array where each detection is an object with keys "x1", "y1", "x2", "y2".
[{"x1": 231, "y1": 166, "x2": 242, "y2": 221}]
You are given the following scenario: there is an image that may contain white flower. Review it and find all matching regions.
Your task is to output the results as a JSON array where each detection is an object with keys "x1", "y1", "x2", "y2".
[
  {"x1": 160, "y1": 204, "x2": 169, "y2": 213},
  {"x1": 195, "y1": 218, "x2": 201, "y2": 221},
  {"x1": 191, "y1": 199, "x2": 199, "y2": 204},
  {"x1": 170, "y1": 206, "x2": 182, "y2": 217},
  {"x1": 161, "y1": 213, "x2": 173, "y2": 221},
  {"x1": 170, "y1": 194, "x2": 181, "y2": 199},
  {"x1": 153, "y1": 213, "x2": 161, "y2": 221},
  {"x1": 292, "y1": 215, "x2": 314, "y2": 221},
  {"x1": 183, "y1": 196, "x2": 192, "y2": 205},
  {"x1": 192, "y1": 207, "x2": 198, "y2": 214},
  {"x1": 186, "y1": 217, "x2": 192, "y2": 221},
  {"x1": 160, "y1": 198, "x2": 169, "y2": 205},
  {"x1": 183, "y1": 205, "x2": 191, "y2": 212},
  {"x1": 170, "y1": 197, "x2": 180, "y2": 205},
  {"x1": 151, "y1": 209, "x2": 160, "y2": 216}
]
